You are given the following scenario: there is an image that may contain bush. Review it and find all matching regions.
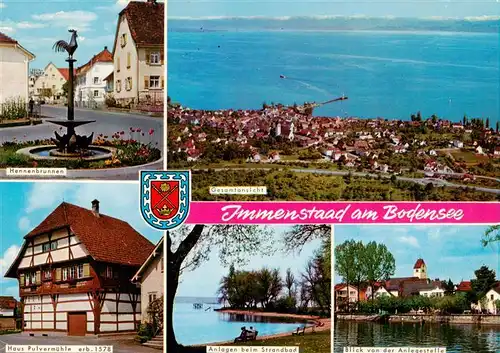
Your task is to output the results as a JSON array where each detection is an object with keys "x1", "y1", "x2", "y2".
[
  {"x1": 1, "y1": 97, "x2": 27, "y2": 120},
  {"x1": 137, "y1": 322, "x2": 154, "y2": 340}
]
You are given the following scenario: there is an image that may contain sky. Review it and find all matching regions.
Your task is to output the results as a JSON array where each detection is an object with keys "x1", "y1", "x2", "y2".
[
  {"x1": 167, "y1": 0, "x2": 500, "y2": 19},
  {"x1": 175, "y1": 225, "x2": 327, "y2": 298},
  {"x1": 334, "y1": 225, "x2": 499, "y2": 285},
  {"x1": 0, "y1": 181, "x2": 163, "y2": 299},
  {"x1": 0, "y1": 0, "x2": 163, "y2": 70}
]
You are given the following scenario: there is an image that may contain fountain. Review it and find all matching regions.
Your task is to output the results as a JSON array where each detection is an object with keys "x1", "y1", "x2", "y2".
[{"x1": 17, "y1": 29, "x2": 115, "y2": 161}]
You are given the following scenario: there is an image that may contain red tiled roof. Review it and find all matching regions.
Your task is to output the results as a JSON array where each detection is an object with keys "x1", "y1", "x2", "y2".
[
  {"x1": 413, "y1": 258, "x2": 425, "y2": 269},
  {"x1": 57, "y1": 68, "x2": 75, "y2": 81},
  {"x1": 119, "y1": 0, "x2": 164, "y2": 46},
  {"x1": 0, "y1": 32, "x2": 17, "y2": 44},
  {"x1": 6, "y1": 202, "x2": 154, "y2": 277},
  {"x1": 0, "y1": 296, "x2": 17, "y2": 309},
  {"x1": 456, "y1": 281, "x2": 472, "y2": 292},
  {"x1": 76, "y1": 47, "x2": 113, "y2": 75}
]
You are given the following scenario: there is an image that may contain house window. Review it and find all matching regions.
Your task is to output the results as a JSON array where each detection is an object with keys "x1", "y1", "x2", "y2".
[
  {"x1": 50, "y1": 241, "x2": 58, "y2": 251},
  {"x1": 161, "y1": 257, "x2": 164, "y2": 273},
  {"x1": 121, "y1": 33, "x2": 127, "y2": 47},
  {"x1": 63, "y1": 265, "x2": 84, "y2": 281},
  {"x1": 93, "y1": 77, "x2": 99, "y2": 84},
  {"x1": 492, "y1": 294, "x2": 494, "y2": 300},
  {"x1": 126, "y1": 77, "x2": 132, "y2": 91},
  {"x1": 106, "y1": 266, "x2": 113, "y2": 279},
  {"x1": 26, "y1": 272, "x2": 36, "y2": 285},
  {"x1": 149, "y1": 76, "x2": 160, "y2": 89},
  {"x1": 52, "y1": 85, "x2": 56, "y2": 90},
  {"x1": 116, "y1": 80, "x2": 121, "y2": 93},
  {"x1": 43, "y1": 270, "x2": 52, "y2": 281},
  {"x1": 150, "y1": 52, "x2": 160, "y2": 65},
  {"x1": 93, "y1": 90, "x2": 99, "y2": 98},
  {"x1": 148, "y1": 293, "x2": 157, "y2": 304},
  {"x1": 42, "y1": 243, "x2": 51, "y2": 253},
  {"x1": 117, "y1": 57, "x2": 120, "y2": 72}
]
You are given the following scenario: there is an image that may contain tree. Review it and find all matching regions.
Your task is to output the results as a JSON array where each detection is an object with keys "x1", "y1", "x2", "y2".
[
  {"x1": 167, "y1": 225, "x2": 324, "y2": 351},
  {"x1": 285, "y1": 268, "x2": 296, "y2": 298},
  {"x1": 301, "y1": 239, "x2": 331, "y2": 314},
  {"x1": 362, "y1": 241, "x2": 396, "y2": 299},
  {"x1": 335, "y1": 240, "x2": 364, "y2": 306},
  {"x1": 482, "y1": 225, "x2": 499, "y2": 247},
  {"x1": 441, "y1": 278, "x2": 455, "y2": 295},
  {"x1": 485, "y1": 117, "x2": 490, "y2": 129},
  {"x1": 496, "y1": 121, "x2": 499, "y2": 133},
  {"x1": 471, "y1": 266, "x2": 496, "y2": 300},
  {"x1": 255, "y1": 268, "x2": 283, "y2": 308}
]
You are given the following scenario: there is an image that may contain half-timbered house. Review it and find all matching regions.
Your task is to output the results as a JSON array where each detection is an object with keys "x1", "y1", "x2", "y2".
[{"x1": 5, "y1": 200, "x2": 155, "y2": 336}]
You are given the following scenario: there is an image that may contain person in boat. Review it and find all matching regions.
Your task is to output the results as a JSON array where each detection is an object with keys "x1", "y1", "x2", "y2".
[{"x1": 280, "y1": 74, "x2": 286, "y2": 79}]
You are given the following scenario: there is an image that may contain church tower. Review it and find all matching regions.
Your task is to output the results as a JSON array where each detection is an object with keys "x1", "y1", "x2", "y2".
[{"x1": 413, "y1": 258, "x2": 427, "y2": 279}]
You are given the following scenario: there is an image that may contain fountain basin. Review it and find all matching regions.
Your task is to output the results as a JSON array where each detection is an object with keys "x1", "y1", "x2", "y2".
[{"x1": 16, "y1": 145, "x2": 117, "y2": 161}]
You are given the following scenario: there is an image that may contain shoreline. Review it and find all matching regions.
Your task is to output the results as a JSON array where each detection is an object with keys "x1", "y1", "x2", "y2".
[
  {"x1": 189, "y1": 309, "x2": 331, "y2": 347},
  {"x1": 336, "y1": 313, "x2": 500, "y2": 326}
]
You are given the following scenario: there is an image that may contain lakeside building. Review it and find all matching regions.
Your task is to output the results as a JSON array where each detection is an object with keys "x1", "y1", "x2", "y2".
[
  {"x1": 75, "y1": 47, "x2": 113, "y2": 108},
  {"x1": 0, "y1": 32, "x2": 35, "y2": 108},
  {"x1": 5, "y1": 200, "x2": 155, "y2": 336},
  {"x1": 111, "y1": 0, "x2": 164, "y2": 108},
  {"x1": 334, "y1": 258, "x2": 446, "y2": 310}
]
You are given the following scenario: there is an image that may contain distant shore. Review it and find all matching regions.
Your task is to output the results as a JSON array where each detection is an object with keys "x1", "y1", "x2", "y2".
[{"x1": 336, "y1": 313, "x2": 500, "y2": 325}]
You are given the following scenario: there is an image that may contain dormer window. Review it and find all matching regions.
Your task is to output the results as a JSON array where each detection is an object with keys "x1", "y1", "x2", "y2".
[{"x1": 150, "y1": 52, "x2": 160, "y2": 65}]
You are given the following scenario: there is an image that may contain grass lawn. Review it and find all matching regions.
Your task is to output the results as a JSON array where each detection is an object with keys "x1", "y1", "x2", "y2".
[
  {"x1": 226, "y1": 330, "x2": 331, "y2": 353},
  {"x1": 449, "y1": 150, "x2": 490, "y2": 164}
]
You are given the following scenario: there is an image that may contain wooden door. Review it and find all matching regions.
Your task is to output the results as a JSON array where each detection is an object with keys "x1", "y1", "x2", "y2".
[{"x1": 67, "y1": 312, "x2": 86, "y2": 336}]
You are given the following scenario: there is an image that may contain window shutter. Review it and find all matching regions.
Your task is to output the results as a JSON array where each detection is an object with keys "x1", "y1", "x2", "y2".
[
  {"x1": 36, "y1": 271, "x2": 41, "y2": 284},
  {"x1": 161, "y1": 77, "x2": 164, "y2": 89},
  {"x1": 145, "y1": 51, "x2": 150, "y2": 65},
  {"x1": 83, "y1": 263, "x2": 90, "y2": 277},
  {"x1": 117, "y1": 57, "x2": 120, "y2": 72},
  {"x1": 127, "y1": 52, "x2": 131, "y2": 68},
  {"x1": 144, "y1": 76, "x2": 149, "y2": 89},
  {"x1": 161, "y1": 52, "x2": 164, "y2": 65},
  {"x1": 20, "y1": 274, "x2": 25, "y2": 286},
  {"x1": 55, "y1": 268, "x2": 61, "y2": 281}
]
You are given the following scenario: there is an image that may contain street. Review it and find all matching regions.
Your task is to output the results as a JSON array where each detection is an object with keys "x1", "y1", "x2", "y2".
[
  {"x1": 0, "y1": 333, "x2": 159, "y2": 353},
  {"x1": 0, "y1": 105, "x2": 163, "y2": 147},
  {"x1": 0, "y1": 105, "x2": 164, "y2": 179}
]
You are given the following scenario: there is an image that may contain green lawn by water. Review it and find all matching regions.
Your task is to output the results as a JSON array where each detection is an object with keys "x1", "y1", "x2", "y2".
[{"x1": 227, "y1": 330, "x2": 331, "y2": 353}]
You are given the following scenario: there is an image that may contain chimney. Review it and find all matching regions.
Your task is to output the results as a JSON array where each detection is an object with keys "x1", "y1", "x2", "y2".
[{"x1": 91, "y1": 199, "x2": 100, "y2": 217}]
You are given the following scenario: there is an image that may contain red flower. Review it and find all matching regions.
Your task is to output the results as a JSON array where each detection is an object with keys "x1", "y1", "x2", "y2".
[
  {"x1": 149, "y1": 129, "x2": 154, "y2": 135},
  {"x1": 33, "y1": 161, "x2": 38, "y2": 167},
  {"x1": 120, "y1": 131, "x2": 125, "y2": 135},
  {"x1": 137, "y1": 128, "x2": 142, "y2": 133}
]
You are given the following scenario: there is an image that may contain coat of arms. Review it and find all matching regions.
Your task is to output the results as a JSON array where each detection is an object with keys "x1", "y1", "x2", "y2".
[{"x1": 140, "y1": 171, "x2": 191, "y2": 230}]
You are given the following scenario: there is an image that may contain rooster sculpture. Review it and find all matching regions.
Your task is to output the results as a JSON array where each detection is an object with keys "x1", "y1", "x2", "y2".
[{"x1": 53, "y1": 29, "x2": 78, "y2": 57}]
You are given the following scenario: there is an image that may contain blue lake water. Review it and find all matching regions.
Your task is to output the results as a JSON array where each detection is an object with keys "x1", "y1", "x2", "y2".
[
  {"x1": 173, "y1": 301, "x2": 305, "y2": 346},
  {"x1": 168, "y1": 30, "x2": 499, "y2": 123}
]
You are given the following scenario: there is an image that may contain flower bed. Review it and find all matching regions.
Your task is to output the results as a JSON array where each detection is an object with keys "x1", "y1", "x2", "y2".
[{"x1": 0, "y1": 127, "x2": 161, "y2": 169}]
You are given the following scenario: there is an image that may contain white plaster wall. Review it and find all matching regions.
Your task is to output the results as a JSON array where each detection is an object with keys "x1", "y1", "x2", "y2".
[
  {"x1": 0, "y1": 45, "x2": 30, "y2": 105},
  {"x1": 58, "y1": 301, "x2": 91, "y2": 312},
  {"x1": 34, "y1": 235, "x2": 50, "y2": 245},
  {"x1": 139, "y1": 254, "x2": 163, "y2": 318},
  {"x1": 102, "y1": 301, "x2": 116, "y2": 313},
  {"x1": 114, "y1": 18, "x2": 138, "y2": 101},
  {"x1": 118, "y1": 322, "x2": 134, "y2": 331},
  {"x1": 100, "y1": 323, "x2": 116, "y2": 332},
  {"x1": 56, "y1": 322, "x2": 67, "y2": 330}
]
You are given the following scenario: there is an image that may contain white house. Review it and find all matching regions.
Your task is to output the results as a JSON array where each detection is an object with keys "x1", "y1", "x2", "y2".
[
  {"x1": 32, "y1": 62, "x2": 70, "y2": 103},
  {"x1": 112, "y1": 0, "x2": 164, "y2": 106},
  {"x1": 131, "y1": 237, "x2": 164, "y2": 323},
  {"x1": 5, "y1": 200, "x2": 155, "y2": 335},
  {"x1": 75, "y1": 47, "x2": 113, "y2": 107},
  {"x1": 483, "y1": 286, "x2": 500, "y2": 314},
  {"x1": 0, "y1": 32, "x2": 35, "y2": 109}
]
